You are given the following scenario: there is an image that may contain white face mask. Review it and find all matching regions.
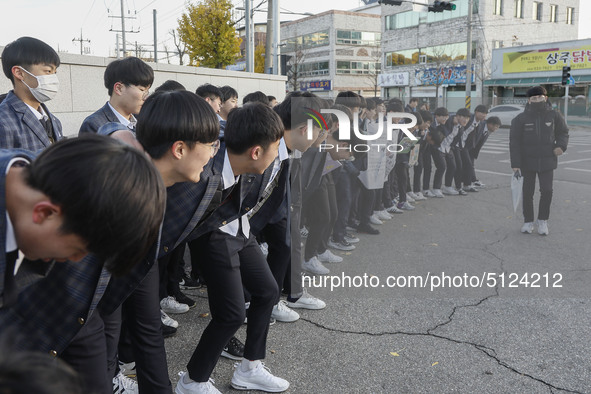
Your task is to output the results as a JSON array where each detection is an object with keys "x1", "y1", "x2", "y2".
[{"x1": 19, "y1": 66, "x2": 59, "y2": 103}]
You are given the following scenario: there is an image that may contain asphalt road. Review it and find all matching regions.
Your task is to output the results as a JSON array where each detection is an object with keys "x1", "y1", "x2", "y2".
[{"x1": 164, "y1": 126, "x2": 591, "y2": 393}]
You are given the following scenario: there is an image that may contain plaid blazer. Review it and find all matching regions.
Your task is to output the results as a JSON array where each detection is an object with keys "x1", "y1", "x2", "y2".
[
  {"x1": 97, "y1": 146, "x2": 227, "y2": 315},
  {"x1": 0, "y1": 91, "x2": 63, "y2": 151},
  {"x1": 79, "y1": 102, "x2": 120, "y2": 135},
  {"x1": 0, "y1": 149, "x2": 36, "y2": 303}
]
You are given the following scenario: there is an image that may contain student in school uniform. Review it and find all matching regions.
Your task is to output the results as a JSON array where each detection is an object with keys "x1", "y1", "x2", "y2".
[
  {"x1": 79, "y1": 57, "x2": 153, "y2": 135},
  {"x1": 0, "y1": 37, "x2": 63, "y2": 150}
]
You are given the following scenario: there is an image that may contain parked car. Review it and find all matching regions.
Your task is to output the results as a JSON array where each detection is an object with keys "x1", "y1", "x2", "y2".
[{"x1": 488, "y1": 104, "x2": 526, "y2": 127}]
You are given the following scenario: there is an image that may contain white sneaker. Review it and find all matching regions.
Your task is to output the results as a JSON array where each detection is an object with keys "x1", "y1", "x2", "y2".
[
  {"x1": 442, "y1": 186, "x2": 459, "y2": 195},
  {"x1": 413, "y1": 192, "x2": 427, "y2": 201},
  {"x1": 344, "y1": 233, "x2": 360, "y2": 244},
  {"x1": 537, "y1": 220, "x2": 549, "y2": 235},
  {"x1": 397, "y1": 201, "x2": 415, "y2": 211},
  {"x1": 287, "y1": 288, "x2": 326, "y2": 310},
  {"x1": 432, "y1": 189, "x2": 445, "y2": 198},
  {"x1": 175, "y1": 372, "x2": 220, "y2": 394},
  {"x1": 161, "y1": 309, "x2": 179, "y2": 328},
  {"x1": 386, "y1": 205, "x2": 404, "y2": 214},
  {"x1": 369, "y1": 214, "x2": 383, "y2": 225},
  {"x1": 259, "y1": 242, "x2": 269, "y2": 257},
  {"x1": 375, "y1": 210, "x2": 393, "y2": 220},
  {"x1": 302, "y1": 256, "x2": 329, "y2": 275},
  {"x1": 231, "y1": 361, "x2": 289, "y2": 392},
  {"x1": 473, "y1": 180, "x2": 486, "y2": 188},
  {"x1": 113, "y1": 371, "x2": 138, "y2": 394},
  {"x1": 406, "y1": 193, "x2": 416, "y2": 203},
  {"x1": 119, "y1": 361, "x2": 136, "y2": 377},
  {"x1": 317, "y1": 249, "x2": 343, "y2": 263},
  {"x1": 423, "y1": 190, "x2": 436, "y2": 198},
  {"x1": 271, "y1": 300, "x2": 300, "y2": 322},
  {"x1": 160, "y1": 295, "x2": 189, "y2": 314},
  {"x1": 521, "y1": 222, "x2": 535, "y2": 234}
]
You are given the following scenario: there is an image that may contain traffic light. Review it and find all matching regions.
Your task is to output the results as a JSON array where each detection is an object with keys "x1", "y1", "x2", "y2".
[
  {"x1": 561, "y1": 66, "x2": 571, "y2": 86},
  {"x1": 378, "y1": 0, "x2": 403, "y2": 5},
  {"x1": 429, "y1": 1, "x2": 456, "y2": 12}
]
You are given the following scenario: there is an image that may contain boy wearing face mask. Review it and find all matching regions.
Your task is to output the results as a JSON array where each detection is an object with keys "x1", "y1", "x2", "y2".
[
  {"x1": 510, "y1": 85, "x2": 569, "y2": 236},
  {"x1": 0, "y1": 37, "x2": 62, "y2": 151}
]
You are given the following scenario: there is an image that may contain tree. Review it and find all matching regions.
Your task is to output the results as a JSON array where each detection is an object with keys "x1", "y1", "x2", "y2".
[
  {"x1": 286, "y1": 41, "x2": 307, "y2": 92},
  {"x1": 177, "y1": 0, "x2": 241, "y2": 69},
  {"x1": 254, "y1": 43, "x2": 266, "y2": 74},
  {"x1": 170, "y1": 29, "x2": 187, "y2": 66},
  {"x1": 365, "y1": 44, "x2": 382, "y2": 97}
]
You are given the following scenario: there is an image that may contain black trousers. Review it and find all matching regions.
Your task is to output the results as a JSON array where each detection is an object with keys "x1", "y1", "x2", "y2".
[
  {"x1": 332, "y1": 167, "x2": 353, "y2": 242},
  {"x1": 61, "y1": 308, "x2": 111, "y2": 394},
  {"x1": 457, "y1": 148, "x2": 474, "y2": 188},
  {"x1": 394, "y1": 162, "x2": 408, "y2": 202},
  {"x1": 522, "y1": 170, "x2": 554, "y2": 222},
  {"x1": 412, "y1": 144, "x2": 426, "y2": 193},
  {"x1": 258, "y1": 214, "x2": 291, "y2": 304},
  {"x1": 187, "y1": 230, "x2": 278, "y2": 382},
  {"x1": 104, "y1": 261, "x2": 172, "y2": 394},
  {"x1": 444, "y1": 151, "x2": 456, "y2": 188},
  {"x1": 304, "y1": 176, "x2": 337, "y2": 260},
  {"x1": 423, "y1": 147, "x2": 446, "y2": 190},
  {"x1": 357, "y1": 181, "x2": 375, "y2": 225}
]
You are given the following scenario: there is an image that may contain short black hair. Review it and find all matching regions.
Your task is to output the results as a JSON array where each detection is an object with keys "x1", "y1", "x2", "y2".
[
  {"x1": 1, "y1": 37, "x2": 60, "y2": 84},
  {"x1": 335, "y1": 91, "x2": 363, "y2": 109},
  {"x1": 456, "y1": 108, "x2": 471, "y2": 118},
  {"x1": 243, "y1": 91, "x2": 270, "y2": 105},
  {"x1": 409, "y1": 98, "x2": 419, "y2": 104},
  {"x1": 331, "y1": 104, "x2": 353, "y2": 123},
  {"x1": 267, "y1": 95, "x2": 276, "y2": 102},
  {"x1": 329, "y1": 127, "x2": 351, "y2": 144},
  {"x1": 196, "y1": 83, "x2": 222, "y2": 101},
  {"x1": 414, "y1": 111, "x2": 424, "y2": 126},
  {"x1": 155, "y1": 80, "x2": 186, "y2": 93},
  {"x1": 225, "y1": 102, "x2": 284, "y2": 154},
  {"x1": 434, "y1": 107, "x2": 449, "y2": 117},
  {"x1": 136, "y1": 90, "x2": 220, "y2": 159},
  {"x1": 486, "y1": 116, "x2": 502, "y2": 126},
  {"x1": 474, "y1": 104, "x2": 488, "y2": 114},
  {"x1": 365, "y1": 98, "x2": 377, "y2": 111},
  {"x1": 104, "y1": 57, "x2": 154, "y2": 96},
  {"x1": 274, "y1": 91, "x2": 326, "y2": 130},
  {"x1": 26, "y1": 134, "x2": 165, "y2": 276},
  {"x1": 419, "y1": 109, "x2": 433, "y2": 123},
  {"x1": 220, "y1": 86, "x2": 238, "y2": 102},
  {"x1": 386, "y1": 100, "x2": 404, "y2": 113}
]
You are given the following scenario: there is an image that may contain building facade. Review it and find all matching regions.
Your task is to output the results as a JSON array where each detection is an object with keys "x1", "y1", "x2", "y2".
[
  {"x1": 380, "y1": 0, "x2": 579, "y2": 109},
  {"x1": 280, "y1": 9, "x2": 382, "y2": 98}
]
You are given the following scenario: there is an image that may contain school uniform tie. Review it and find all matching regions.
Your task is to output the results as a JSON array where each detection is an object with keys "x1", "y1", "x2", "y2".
[
  {"x1": 40, "y1": 118, "x2": 55, "y2": 144},
  {"x1": 3, "y1": 250, "x2": 19, "y2": 307}
]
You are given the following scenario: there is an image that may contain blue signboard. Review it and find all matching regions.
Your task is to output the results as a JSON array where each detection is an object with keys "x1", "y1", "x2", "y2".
[
  {"x1": 414, "y1": 65, "x2": 475, "y2": 86},
  {"x1": 300, "y1": 80, "x2": 332, "y2": 91}
]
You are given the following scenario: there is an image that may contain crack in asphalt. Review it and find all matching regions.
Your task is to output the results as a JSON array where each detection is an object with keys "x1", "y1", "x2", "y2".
[{"x1": 299, "y1": 232, "x2": 580, "y2": 393}]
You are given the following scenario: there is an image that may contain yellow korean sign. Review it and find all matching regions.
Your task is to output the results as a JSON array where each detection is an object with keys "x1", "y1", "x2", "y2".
[{"x1": 503, "y1": 46, "x2": 591, "y2": 73}]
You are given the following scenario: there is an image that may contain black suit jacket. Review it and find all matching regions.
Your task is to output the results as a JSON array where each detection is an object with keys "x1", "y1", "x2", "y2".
[{"x1": 79, "y1": 102, "x2": 120, "y2": 135}]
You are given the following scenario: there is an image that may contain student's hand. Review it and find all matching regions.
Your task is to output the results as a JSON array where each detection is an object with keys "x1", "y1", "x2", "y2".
[{"x1": 553, "y1": 147, "x2": 564, "y2": 156}]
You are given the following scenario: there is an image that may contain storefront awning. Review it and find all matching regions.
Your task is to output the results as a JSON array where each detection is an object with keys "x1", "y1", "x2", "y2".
[{"x1": 484, "y1": 75, "x2": 591, "y2": 86}]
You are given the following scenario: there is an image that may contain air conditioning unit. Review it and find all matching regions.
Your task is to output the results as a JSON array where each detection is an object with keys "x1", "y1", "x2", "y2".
[{"x1": 419, "y1": 55, "x2": 427, "y2": 64}]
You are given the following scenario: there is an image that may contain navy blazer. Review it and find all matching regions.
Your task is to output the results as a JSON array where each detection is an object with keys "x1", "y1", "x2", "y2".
[
  {"x1": 0, "y1": 149, "x2": 36, "y2": 304},
  {"x1": 0, "y1": 91, "x2": 63, "y2": 151},
  {"x1": 79, "y1": 102, "x2": 120, "y2": 134}
]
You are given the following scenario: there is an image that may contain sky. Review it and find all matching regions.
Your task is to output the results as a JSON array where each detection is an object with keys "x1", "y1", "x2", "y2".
[{"x1": 1, "y1": 0, "x2": 590, "y2": 62}]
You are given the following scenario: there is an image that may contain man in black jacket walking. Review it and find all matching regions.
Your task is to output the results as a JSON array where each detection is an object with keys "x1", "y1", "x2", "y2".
[{"x1": 510, "y1": 86, "x2": 569, "y2": 235}]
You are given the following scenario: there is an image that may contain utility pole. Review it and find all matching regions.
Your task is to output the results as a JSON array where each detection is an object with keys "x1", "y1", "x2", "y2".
[
  {"x1": 72, "y1": 29, "x2": 91, "y2": 55},
  {"x1": 265, "y1": 1, "x2": 273, "y2": 73},
  {"x1": 121, "y1": 0, "x2": 127, "y2": 56},
  {"x1": 116, "y1": 34, "x2": 120, "y2": 58},
  {"x1": 273, "y1": 0, "x2": 280, "y2": 75},
  {"x1": 465, "y1": 0, "x2": 473, "y2": 109},
  {"x1": 245, "y1": 0, "x2": 252, "y2": 72},
  {"x1": 153, "y1": 9, "x2": 158, "y2": 63}
]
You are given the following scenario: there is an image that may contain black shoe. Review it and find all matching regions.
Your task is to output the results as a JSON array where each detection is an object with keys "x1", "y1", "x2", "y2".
[
  {"x1": 175, "y1": 291, "x2": 196, "y2": 308},
  {"x1": 357, "y1": 223, "x2": 380, "y2": 235},
  {"x1": 221, "y1": 336, "x2": 244, "y2": 360},
  {"x1": 179, "y1": 273, "x2": 202, "y2": 290},
  {"x1": 161, "y1": 323, "x2": 177, "y2": 338}
]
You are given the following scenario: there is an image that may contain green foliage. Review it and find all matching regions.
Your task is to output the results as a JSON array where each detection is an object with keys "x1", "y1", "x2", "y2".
[{"x1": 177, "y1": 0, "x2": 241, "y2": 69}]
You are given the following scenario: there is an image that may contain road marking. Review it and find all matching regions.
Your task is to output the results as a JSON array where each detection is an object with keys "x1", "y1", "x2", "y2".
[
  {"x1": 558, "y1": 158, "x2": 591, "y2": 165},
  {"x1": 479, "y1": 150, "x2": 505, "y2": 155},
  {"x1": 499, "y1": 159, "x2": 511, "y2": 163},
  {"x1": 578, "y1": 149, "x2": 591, "y2": 153},
  {"x1": 565, "y1": 167, "x2": 591, "y2": 173},
  {"x1": 475, "y1": 169, "x2": 512, "y2": 176}
]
